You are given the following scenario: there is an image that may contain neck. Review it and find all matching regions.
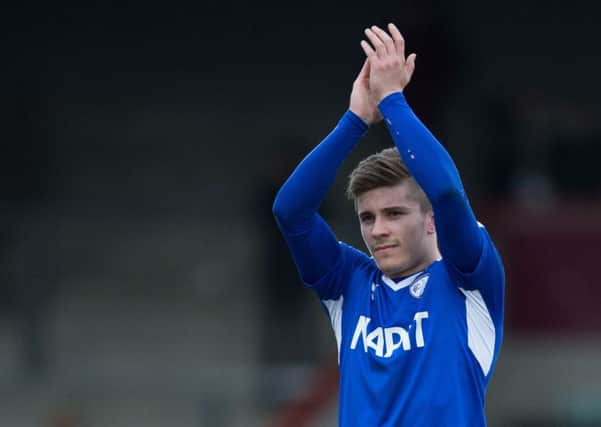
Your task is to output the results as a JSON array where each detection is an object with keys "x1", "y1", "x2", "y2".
[{"x1": 386, "y1": 245, "x2": 441, "y2": 279}]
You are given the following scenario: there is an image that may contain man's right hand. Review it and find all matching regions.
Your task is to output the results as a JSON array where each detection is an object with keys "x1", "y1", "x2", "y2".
[
  {"x1": 360, "y1": 23, "x2": 417, "y2": 104},
  {"x1": 349, "y1": 59, "x2": 383, "y2": 126}
]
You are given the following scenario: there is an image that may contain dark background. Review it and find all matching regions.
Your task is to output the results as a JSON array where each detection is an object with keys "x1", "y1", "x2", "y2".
[{"x1": 1, "y1": 1, "x2": 600, "y2": 426}]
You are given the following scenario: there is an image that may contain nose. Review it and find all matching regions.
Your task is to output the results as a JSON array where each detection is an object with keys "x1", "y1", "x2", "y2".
[{"x1": 371, "y1": 216, "x2": 389, "y2": 238}]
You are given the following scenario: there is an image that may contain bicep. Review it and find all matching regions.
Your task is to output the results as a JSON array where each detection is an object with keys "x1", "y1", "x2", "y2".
[
  {"x1": 277, "y1": 213, "x2": 369, "y2": 300},
  {"x1": 277, "y1": 213, "x2": 344, "y2": 296},
  {"x1": 445, "y1": 229, "x2": 505, "y2": 322},
  {"x1": 435, "y1": 192, "x2": 505, "y2": 317}
]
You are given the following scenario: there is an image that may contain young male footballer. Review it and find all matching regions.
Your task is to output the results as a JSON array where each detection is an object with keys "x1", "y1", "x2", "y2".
[{"x1": 272, "y1": 23, "x2": 505, "y2": 426}]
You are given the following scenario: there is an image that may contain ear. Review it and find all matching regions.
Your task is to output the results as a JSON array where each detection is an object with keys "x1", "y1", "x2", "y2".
[{"x1": 425, "y1": 211, "x2": 436, "y2": 235}]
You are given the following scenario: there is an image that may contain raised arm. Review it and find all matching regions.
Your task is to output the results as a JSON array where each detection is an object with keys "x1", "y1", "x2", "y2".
[
  {"x1": 272, "y1": 61, "x2": 375, "y2": 290},
  {"x1": 360, "y1": 23, "x2": 482, "y2": 274}
]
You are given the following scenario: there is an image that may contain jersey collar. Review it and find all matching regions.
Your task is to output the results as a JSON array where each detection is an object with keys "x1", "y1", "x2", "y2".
[
  {"x1": 381, "y1": 271, "x2": 422, "y2": 291},
  {"x1": 380, "y1": 258, "x2": 442, "y2": 292}
]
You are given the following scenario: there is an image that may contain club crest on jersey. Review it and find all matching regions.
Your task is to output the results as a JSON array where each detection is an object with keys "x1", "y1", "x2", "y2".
[{"x1": 409, "y1": 273, "x2": 429, "y2": 298}]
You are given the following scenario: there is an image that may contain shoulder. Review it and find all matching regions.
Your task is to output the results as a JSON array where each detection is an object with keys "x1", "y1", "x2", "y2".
[
  {"x1": 442, "y1": 223, "x2": 505, "y2": 316},
  {"x1": 443, "y1": 223, "x2": 504, "y2": 281},
  {"x1": 334, "y1": 242, "x2": 376, "y2": 281},
  {"x1": 309, "y1": 241, "x2": 375, "y2": 300}
]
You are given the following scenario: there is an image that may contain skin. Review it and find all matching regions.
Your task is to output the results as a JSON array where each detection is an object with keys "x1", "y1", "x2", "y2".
[
  {"x1": 349, "y1": 23, "x2": 438, "y2": 277},
  {"x1": 349, "y1": 23, "x2": 416, "y2": 124},
  {"x1": 356, "y1": 182, "x2": 440, "y2": 278},
  {"x1": 361, "y1": 23, "x2": 417, "y2": 104}
]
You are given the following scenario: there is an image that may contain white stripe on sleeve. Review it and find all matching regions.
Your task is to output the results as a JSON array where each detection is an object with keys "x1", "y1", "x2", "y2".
[
  {"x1": 322, "y1": 295, "x2": 344, "y2": 364},
  {"x1": 459, "y1": 288, "x2": 495, "y2": 376}
]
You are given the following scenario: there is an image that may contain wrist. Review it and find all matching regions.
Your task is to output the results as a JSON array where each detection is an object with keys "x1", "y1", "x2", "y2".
[
  {"x1": 348, "y1": 107, "x2": 373, "y2": 126},
  {"x1": 376, "y1": 88, "x2": 403, "y2": 104},
  {"x1": 377, "y1": 91, "x2": 408, "y2": 116}
]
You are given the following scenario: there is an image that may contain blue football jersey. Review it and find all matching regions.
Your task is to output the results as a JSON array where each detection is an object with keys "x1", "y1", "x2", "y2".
[{"x1": 315, "y1": 225, "x2": 504, "y2": 427}]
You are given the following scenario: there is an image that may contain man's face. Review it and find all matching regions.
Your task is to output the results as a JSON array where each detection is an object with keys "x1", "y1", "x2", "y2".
[{"x1": 356, "y1": 182, "x2": 435, "y2": 278}]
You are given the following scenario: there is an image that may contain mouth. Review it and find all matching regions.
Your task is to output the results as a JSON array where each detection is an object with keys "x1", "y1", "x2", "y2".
[{"x1": 374, "y1": 244, "x2": 398, "y2": 253}]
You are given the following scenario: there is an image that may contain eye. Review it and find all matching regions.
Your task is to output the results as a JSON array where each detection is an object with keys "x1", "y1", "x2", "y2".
[
  {"x1": 388, "y1": 210, "x2": 404, "y2": 218},
  {"x1": 359, "y1": 214, "x2": 374, "y2": 224}
]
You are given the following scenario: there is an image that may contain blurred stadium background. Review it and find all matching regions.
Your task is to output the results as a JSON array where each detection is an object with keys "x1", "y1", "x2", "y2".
[{"x1": 1, "y1": 1, "x2": 600, "y2": 426}]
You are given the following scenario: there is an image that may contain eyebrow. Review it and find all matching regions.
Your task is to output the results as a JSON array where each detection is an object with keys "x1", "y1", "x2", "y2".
[{"x1": 357, "y1": 205, "x2": 411, "y2": 216}]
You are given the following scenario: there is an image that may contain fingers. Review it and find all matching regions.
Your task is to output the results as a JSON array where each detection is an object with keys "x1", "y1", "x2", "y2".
[
  {"x1": 360, "y1": 39, "x2": 376, "y2": 58},
  {"x1": 358, "y1": 58, "x2": 370, "y2": 78},
  {"x1": 363, "y1": 28, "x2": 387, "y2": 59},
  {"x1": 354, "y1": 58, "x2": 370, "y2": 84},
  {"x1": 406, "y1": 53, "x2": 417, "y2": 79},
  {"x1": 387, "y1": 23, "x2": 405, "y2": 59},
  {"x1": 362, "y1": 24, "x2": 405, "y2": 61},
  {"x1": 369, "y1": 25, "x2": 395, "y2": 56}
]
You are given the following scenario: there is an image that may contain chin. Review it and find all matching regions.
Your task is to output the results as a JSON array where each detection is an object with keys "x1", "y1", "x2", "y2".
[{"x1": 375, "y1": 258, "x2": 405, "y2": 277}]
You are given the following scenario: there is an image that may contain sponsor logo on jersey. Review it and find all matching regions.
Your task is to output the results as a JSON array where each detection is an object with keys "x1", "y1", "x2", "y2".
[
  {"x1": 350, "y1": 311, "x2": 429, "y2": 358},
  {"x1": 409, "y1": 273, "x2": 429, "y2": 299}
]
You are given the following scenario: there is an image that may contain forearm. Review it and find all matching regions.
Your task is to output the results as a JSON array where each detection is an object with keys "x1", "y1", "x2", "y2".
[
  {"x1": 378, "y1": 92, "x2": 462, "y2": 202},
  {"x1": 272, "y1": 110, "x2": 368, "y2": 232},
  {"x1": 272, "y1": 110, "x2": 368, "y2": 285},
  {"x1": 379, "y1": 92, "x2": 482, "y2": 272}
]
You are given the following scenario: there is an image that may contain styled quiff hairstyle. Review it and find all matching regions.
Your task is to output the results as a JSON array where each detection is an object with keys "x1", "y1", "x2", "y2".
[{"x1": 347, "y1": 147, "x2": 432, "y2": 212}]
